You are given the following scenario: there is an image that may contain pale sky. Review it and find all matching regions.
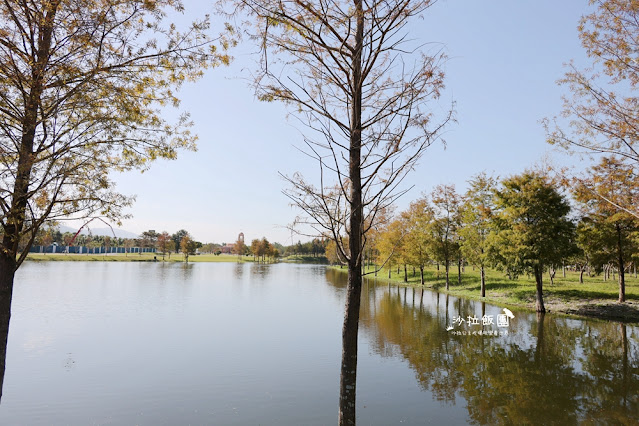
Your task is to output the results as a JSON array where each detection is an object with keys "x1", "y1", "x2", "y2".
[{"x1": 107, "y1": 0, "x2": 591, "y2": 245}]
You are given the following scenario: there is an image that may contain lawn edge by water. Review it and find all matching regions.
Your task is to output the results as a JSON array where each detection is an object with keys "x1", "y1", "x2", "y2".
[{"x1": 330, "y1": 265, "x2": 639, "y2": 324}]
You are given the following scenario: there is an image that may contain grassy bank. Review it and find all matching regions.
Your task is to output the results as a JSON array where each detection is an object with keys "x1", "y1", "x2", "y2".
[
  {"x1": 282, "y1": 255, "x2": 329, "y2": 264},
  {"x1": 26, "y1": 253, "x2": 254, "y2": 263},
  {"x1": 353, "y1": 263, "x2": 639, "y2": 323}
]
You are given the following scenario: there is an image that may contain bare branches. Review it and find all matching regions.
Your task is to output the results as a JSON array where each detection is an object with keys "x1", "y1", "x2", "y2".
[{"x1": 233, "y1": 0, "x2": 451, "y2": 261}]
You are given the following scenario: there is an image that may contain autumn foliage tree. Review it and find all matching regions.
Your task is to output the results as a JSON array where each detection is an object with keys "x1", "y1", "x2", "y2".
[
  {"x1": 157, "y1": 232, "x2": 172, "y2": 261},
  {"x1": 0, "y1": 1, "x2": 230, "y2": 273},
  {"x1": 233, "y1": 235, "x2": 247, "y2": 259},
  {"x1": 546, "y1": 0, "x2": 639, "y2": 216},
  {"x1": 374, "y1": 218, "x2": 407, "y2": 279},
  {"x1": 429, "y1": 184, "x2": 462, "y2": 290},
  {"x1": 180, "y1": 234, "x2": 199, "y2": 263},
  {"x1": 459, "y1": 173, "x2": 497, "y2": 297},
  {"x1": 573, "y1": 157, "x2": 639, "y2": 302},
  {"x1": 402, "y1": 198, "x2": 434, "y2": 286}
]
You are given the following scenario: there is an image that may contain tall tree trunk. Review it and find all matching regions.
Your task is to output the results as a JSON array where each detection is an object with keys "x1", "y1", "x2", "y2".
[
  {"x1": 534, "y1": 264, "x2": 546, "y2": 313},
  {"x1": 0, "y1": 253, "x2": 17, "y2": 401},
  {"x1": 445, "y1": 260, "x2": 450, "y2": 290},
  {"x1": 579, "y1": 266, "x2": 584, "y2": 284},
  {"x1": 480, "y1": 265, "x2": 486, "y2": 298},
  {"x1": 457, "y1": 258, "x2": 462, "y2": 286},
  {"x1": 616, "y1": 223, "x2": 626, "y2": 303},
  {"x1": 403, "y1": 264, "x2": 407, "y2": 283},
  {"x1": 420, "y1": 266, "x2": 424, "y2": 285},
  {"x1": 338, "y1": 2, "x2": 364, "y2": 423},
  {"x1": 0, "y1": 2, "x2": 60, "y2": 402},
  {"x1": 339, "y1": 261, "x2": 361, "y2": 426}
]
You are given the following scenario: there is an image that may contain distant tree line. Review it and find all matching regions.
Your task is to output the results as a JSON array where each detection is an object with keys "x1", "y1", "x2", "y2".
[{"x1": 30, "y1": 226, "x2": 329, "y2": 263}]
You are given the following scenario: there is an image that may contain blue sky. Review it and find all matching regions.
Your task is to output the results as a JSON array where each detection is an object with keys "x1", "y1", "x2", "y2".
[{"x1": 108, "y1": 0, "x2": 591, "y2": 245}]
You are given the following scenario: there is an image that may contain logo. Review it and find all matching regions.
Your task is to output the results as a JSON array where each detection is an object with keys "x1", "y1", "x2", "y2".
[{"x1": 447, "y1": 308, "x2": 515, "y2": 336}]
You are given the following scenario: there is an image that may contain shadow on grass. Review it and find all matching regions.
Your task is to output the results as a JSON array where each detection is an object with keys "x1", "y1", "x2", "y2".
[
  {"x1": 550, "y1": 289, "x2": 639, "y2": 302},
  {"x1": 461, "y1": 281, "x2": 523, "y2": 292},
  {"x1": 567, "y1": 303, "x2": 639, "y2": 323}
]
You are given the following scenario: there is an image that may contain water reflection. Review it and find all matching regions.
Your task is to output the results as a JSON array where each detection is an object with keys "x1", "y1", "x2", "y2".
[
  {"x1": 249, "y1": 262, "x2": 274, "y2": 279},
  {"x1": 234, "y1": 262, "x2": 245, "y2": 280},
  {"x1": 353, "y1": 274, "x2": 639, "y2": 424},
  {"x1": 180, "y1": 262, "x2": 195, "y2": 280}
]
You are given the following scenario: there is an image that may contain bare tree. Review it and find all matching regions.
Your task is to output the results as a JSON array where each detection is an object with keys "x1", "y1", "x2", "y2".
[{"x1": 227, "y1": 0, "x2": 453, "y2": 423}]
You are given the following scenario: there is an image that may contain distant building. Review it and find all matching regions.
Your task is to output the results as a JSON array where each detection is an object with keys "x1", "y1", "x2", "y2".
[{"x1": 220, "y1": 232, "x2": 244, "y2": 254}]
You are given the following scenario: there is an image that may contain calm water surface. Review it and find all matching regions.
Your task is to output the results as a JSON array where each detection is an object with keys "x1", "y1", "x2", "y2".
[{"x1": 0, "y1": 262, "x2": 637, "y2": 424}]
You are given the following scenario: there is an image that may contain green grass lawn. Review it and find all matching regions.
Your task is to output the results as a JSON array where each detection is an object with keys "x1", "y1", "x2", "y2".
[
  {"x1": 27, "y1": 252, "x2": 254, "y2": 263},
  {"x1": 358, "y1": 263, "x2": 639, "y2": 321}
]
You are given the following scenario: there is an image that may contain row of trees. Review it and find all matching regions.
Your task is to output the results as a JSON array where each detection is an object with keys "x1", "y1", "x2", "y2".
[
  {"x1": 363, "y1": 158, "x2": 637, "y2": 313},
  {"x1": 32, "y1": 225, "x2": 329, "y2": 263}
]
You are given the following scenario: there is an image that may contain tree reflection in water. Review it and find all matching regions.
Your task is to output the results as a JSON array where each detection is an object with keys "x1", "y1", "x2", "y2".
[{"x1": 326, "y1": 270, "x2": 639, "y2": 424}]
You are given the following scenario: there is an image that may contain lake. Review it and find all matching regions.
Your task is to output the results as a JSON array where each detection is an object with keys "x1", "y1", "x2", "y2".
[{"x1": 0, "y1": 262, "x2": 637, "y2": 424}]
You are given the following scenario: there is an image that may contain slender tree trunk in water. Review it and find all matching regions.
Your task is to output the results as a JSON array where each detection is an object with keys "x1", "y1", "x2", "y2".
[
  {"x1": 535, "y1": 312, "x2": 546, "y2": 362},
  {"x1": 534, "y1": 265, "x2": 546, "y2": 313},
  {"x1": 480, "y1": 265, "x2": 486, "y2": 298},
  {"x1": 445, "y1": 294, "x2": 449, "y2": 325},
  {"x1": 445, "y1": 260, "x2": 450, "y2": 290},
  {"x1": 403, "y1": 265, "x2": 407, "y2": 283},
  {"x1": 621, "y1": 323, "x2": 628, "y2": 397},
  {"x1": 0, "y1": 253, "x2": 17, "y2": 401},
  {"x1": 338, "y1": 2, "x2": 363, "y2": 423},
  {"x1": 420, "y1": 267, "x2": 424, "y2": 285},
  {"x1": 616, "y1": 223, "x2": 625, "y2": 303},
  {"x1": 339, "y1": 261, "x2": 361, "y2": 426}
]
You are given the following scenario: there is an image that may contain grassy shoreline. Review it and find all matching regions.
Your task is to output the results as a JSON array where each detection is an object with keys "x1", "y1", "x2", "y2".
[{"x1": 337, "y1": 264, "x2": 639, "y2": 323}]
